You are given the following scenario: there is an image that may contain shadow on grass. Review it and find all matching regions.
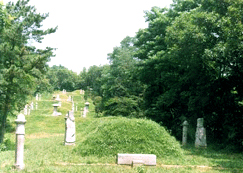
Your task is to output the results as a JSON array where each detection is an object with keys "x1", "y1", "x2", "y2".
[{"x1": 182, "y1": 143, "x2": 243, "y2": 172}]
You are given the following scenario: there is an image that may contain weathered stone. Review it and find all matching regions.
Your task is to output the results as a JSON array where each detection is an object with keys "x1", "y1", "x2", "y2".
[
  {"x1": 117, "y1": 154, "x2": 156, "y2": 166},
  {"x1": 64, "y1": 111, "x2": 75, "y2": 145},
  {"x1": 85, "y1": 102, "x2": 90, "y2": 111},
  {"x1": 195, "y1": 118, "x2": 207, "y2": 148},
  {"x1": 182, "y1": 120, "x2": 189, "y2": 146},
  {"x1": 14, "y1": 114, "x2": 26, "y2": 170},
  {"x1": 52, "y1": 104, "x2": 62, "y2": 116}
]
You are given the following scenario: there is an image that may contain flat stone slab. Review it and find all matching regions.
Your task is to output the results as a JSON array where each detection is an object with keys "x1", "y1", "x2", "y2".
[{"x1": 117, "y1": 154, "x2": 156, "y2": 166}]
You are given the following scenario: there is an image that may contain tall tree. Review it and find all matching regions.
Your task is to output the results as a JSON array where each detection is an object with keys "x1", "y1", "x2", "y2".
[
  {"x1": 46, "y1": 65, "x2": 79, "y2": 91},
  {"x1": 135, "y1": 0, "x2": 243, "y2": 149},
  {"x1": 101, "y1": 36, "x2": 145, "y2": 117},
  {"x1": 0, "y1": 0, "x2": 57, "y2": 143}
]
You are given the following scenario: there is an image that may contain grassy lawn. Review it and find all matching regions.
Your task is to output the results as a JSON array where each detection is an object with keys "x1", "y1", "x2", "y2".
[{"x1": 0, "y1": 91, "x2": 242, "y2": 173}]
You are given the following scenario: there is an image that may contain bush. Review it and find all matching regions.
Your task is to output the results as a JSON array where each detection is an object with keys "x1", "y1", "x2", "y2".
[{"x1": 74, "y1": 117, "x2": 184, "y2": 158}]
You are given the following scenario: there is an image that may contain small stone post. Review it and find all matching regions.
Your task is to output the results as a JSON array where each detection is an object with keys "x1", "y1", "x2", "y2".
[
  {"x1": 52, "y1": 104, "x2": 61, "y2": 116},
  {"x1": 14, "y1": 114, "x2": 26, "y2": 170},
  {"x1": 182, "y1": 120, "x2": 189, "y2": 146},
  {"x1": 36, "y1": 94, "x2": 38, "y2": 101},
  {"x1": 85, "y1": 102, "x2": 90, "y2": 112},
  {"x1": 64, "y1": 111, "x2": 75, "y2": 145},
  {"x1": 35, "y1": 102, "x2": 38, "y2": 110},
  {"x1": 195, "y1": 118, "x2": 207, "y2": 148},
  {"x1": 24, "y1": 105, "x2": 28, "y2": 115}
]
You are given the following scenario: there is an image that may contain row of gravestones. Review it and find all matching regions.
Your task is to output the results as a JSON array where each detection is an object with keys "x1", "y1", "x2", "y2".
[
  {"x1": 182, "y1": 118, "x2": 207, "y2": 148},
  {"x1": 14, "y1": 109, "x2": 79, "y2": 170},
  {"x1": 52, "y1": 94, "x2": 90, "y2": 117},
  {"x1": 23, "y1": 102, "x2": 38, "y2": 115}
]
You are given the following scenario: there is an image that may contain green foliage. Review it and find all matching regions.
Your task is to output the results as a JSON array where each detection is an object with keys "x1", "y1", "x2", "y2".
[
  {"x1": 0, "y1": 0, "x2": 56, "y2": 143},
  {"x1": 134, "y1": 0, "x2": 243, "y2": 150},
  {"x1": 0, "y1": 137, "x2": 14, "y2": 151},
  {"x1": 104, "y1": 96, "x2": 142, "y2": 117},
  {"x1": 74, "y1": 117, "x2": 184, "y2": 157},
  {"x1": 46, "y1": 65, "x2": 79, "y2": 92}
]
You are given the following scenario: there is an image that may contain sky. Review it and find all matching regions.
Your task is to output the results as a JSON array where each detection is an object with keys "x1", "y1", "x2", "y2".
[{"x1": 3, "y1": 0, "x2": 173, "y2": 74}]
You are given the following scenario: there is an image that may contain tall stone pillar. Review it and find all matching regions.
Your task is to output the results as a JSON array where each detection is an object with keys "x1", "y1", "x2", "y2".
[
  {"x1": 195, "y1": 118, "x2": 207, "y2": 148},
  {"x1": 64, "y1": 111, "x2": 75, "y2": 145},
  {"x1": 14, "y1": 114, "x2": 26, "y2": 170},
  {"x1": 182, "y1": 120, "x2": 189, "y2": 146}
]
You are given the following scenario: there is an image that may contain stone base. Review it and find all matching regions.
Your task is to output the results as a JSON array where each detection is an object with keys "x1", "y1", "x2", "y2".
[
  {"x1": 52, "y1": 112, "x2": 62, "y2": 116},
  {"x1": 64, "y1": 142, "x2": 75, "y2": 146},
  {"x1": 14, "y1": 164, "x2": 25, "y2": 170},
  {"x1": 117, "y1": 154, "x2": 156, "y2": 166}
]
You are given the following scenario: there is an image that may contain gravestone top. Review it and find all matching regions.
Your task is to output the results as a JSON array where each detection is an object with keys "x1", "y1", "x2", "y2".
[
  {"x1": 15, "y1": 114, "x2": 26, "y2": 124},
  {"x1": 53, "y1": 104, "x2": 59, "y2": 107},
  {"x1": 182, "y1": 120, "x2": 189, "y2": 126},
  {"x1": 197, "y1": 118, "x2": 204, "y2": 127}
]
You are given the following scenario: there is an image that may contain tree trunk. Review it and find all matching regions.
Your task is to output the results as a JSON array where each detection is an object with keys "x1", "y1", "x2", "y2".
[
  {"x1": 0, "y1": 95, "x2": 11, "y2": 144},
  {"x1": 0, "y1": 112, "x2": 7, "y2": 144}
]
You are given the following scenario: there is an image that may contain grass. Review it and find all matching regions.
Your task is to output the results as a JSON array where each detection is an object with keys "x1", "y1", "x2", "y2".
[{"x1": 0, "y1": 90, "x2": 243, "y2": 173}]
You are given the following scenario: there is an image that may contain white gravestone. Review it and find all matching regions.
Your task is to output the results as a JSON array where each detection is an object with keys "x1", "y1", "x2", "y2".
[
  {"x1": 14, "y1": 114, "x2": 26, "y2": 170},
  {"x1": 30, "y1": 102, "x2": 34, "y2": 110},
  {"x1": 83, "y1": 107, "x2": 87, "y2": 118},
  {"x1": 117, "y1": 154, "x2": 156, "y2": 166},
  {"x1": 64, "y1": 111, "x2": 75, "y2": 145},
  {"x1": 85, "y1": 102, "x2": 90, "y2": 112},
  {"x1": 36, "y1": 94, "x2": 38, "y2": 101},
  {"x1": 35, "y1": 102, "x2": 38, "y2": 110},
  {"x1": 195, "y1": 118, "x2": 207, "y2": 148},
  {"x1": 56, "y1": 94, "x2": 61, "y2": 101},
  {"x1": 24, "y1": 105, "x2": 28, "y2": 115}
]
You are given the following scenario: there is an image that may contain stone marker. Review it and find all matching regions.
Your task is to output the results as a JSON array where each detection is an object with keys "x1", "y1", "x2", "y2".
[
  {"x1": 182, "y1": 120, "x2": 189, "y2": 146},
  {"x1": 195, "y1": 118, "x2": 207, "y2": 148},
  {"x1": 27, "y1": 106, "x2": 30, "y2": 115},
  {"x1": 117, "y1": 154, "x2": 156, "y2": 166},
  {"x1": 56, "y1": 94, "x2": 61, "y2": 101},
  {"x1": 35, "y1": 102, "x2": 38, "y2": 110},
  {"x1": 72, "y1": 102, "x2": 74, "y2": 111},
  {"x1": 14, "y1": 114, "x2": 26, "y2": 170},
  {"x1": 85, "y1": 102, "x2": 90, "y2": 111},
  {"x1": 36, "y1": 94, "x2": 38, "y2": 101},
  {"x1": 24, "y1": 105, "x2": 28, "y2": 115},
  {"x1": 30, "y1": 102, "x2": 34, "y2": 110},
  {"x1": 83, "y1": 107, "x2": 87, "y2": 118},
  {"x1": 52, "y1": 104, "x2": 62, "y2": 116},
  {"x1": 64, "y1": 111, "x2": 75, "y2": 145},
  {"x1": 59, "y1": 101, "x2": 62, "y2": 107}
]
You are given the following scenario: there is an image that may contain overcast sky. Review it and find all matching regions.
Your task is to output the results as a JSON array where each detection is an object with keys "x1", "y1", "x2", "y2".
[{"x1": 3, "y1": 0, "x2": 173, "y2": 73}]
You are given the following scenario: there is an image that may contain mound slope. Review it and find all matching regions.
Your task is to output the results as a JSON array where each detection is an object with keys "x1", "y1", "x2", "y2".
[{"x1": 74, "y1": 117, "x2": 184, "y2": 158}]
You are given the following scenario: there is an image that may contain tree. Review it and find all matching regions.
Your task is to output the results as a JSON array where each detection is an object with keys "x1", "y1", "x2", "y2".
[
  {"x1": 46, "y1": 65, "x2": 79, "y2": 91},
  {"x1": 135, "y1": 0, "x2": 243, "y2": 149},
  {"x1": 0, "y1": 0, "x2": 57, "y2": 143},
  {"x1": 101, "y1": 36, "x2": 145, "y2": 117}
]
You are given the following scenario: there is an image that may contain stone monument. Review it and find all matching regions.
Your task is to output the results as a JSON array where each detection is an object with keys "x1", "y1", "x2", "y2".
[
  {"x1": 195, "y1": 118, "x2": 207, "y2": 148},
  {"x1": 14, "y1": 114, "x2": 26, "y2": 170},
  {"x1": 52, "y1": 104, "x2": 62, "y2": 116},
  {"x1": 64, "y1": 111, "x2": 75, "y2": 145},
  {"x1": 182, "y1": 120, "x2": 189, "y2": 146}
]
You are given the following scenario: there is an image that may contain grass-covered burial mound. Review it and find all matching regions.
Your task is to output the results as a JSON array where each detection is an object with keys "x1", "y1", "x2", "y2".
[{"x1": 74, "y1": 117, "x2": 184, "y2": 158}]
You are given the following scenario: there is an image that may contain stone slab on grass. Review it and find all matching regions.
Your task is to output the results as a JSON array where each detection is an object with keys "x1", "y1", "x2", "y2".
[{"x1": 117, "y1": 154, "x2": 156, "y2": 166}]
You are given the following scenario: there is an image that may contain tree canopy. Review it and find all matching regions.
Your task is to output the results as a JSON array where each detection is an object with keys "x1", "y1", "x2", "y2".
[{"x1": 0, "y1": 0, "x2": 57, "y2": 143}]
